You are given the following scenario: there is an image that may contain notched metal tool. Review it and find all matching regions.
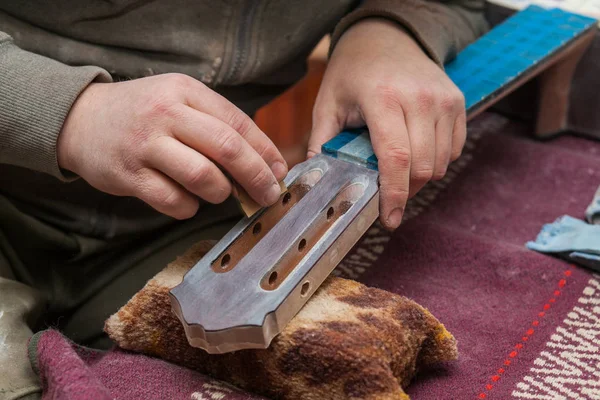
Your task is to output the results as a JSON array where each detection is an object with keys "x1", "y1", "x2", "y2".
[{"x1": 170, "y1": 154, "x2": 379, "y2": 353}]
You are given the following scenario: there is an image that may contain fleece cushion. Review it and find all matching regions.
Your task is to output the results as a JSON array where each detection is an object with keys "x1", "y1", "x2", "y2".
[{"x1": 104, "y1": 241, "x2": 457, "y2": 400}]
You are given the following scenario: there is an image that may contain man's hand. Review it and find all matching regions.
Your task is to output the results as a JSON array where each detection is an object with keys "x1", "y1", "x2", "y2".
[
  {"x1": 57, "y1": 74, "x2": 288, "y2": 219},
  {"x1": 309, "y1": 19, "x2": 466, "y2": 230}
]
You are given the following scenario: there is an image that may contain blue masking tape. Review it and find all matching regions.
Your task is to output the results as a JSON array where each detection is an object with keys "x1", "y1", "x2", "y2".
[
  {"x1": 321, "y1": 130, "x2": 361, "y2": 159},
  {"x1": 323, "y1": 128, "x2": 380, "y2": 170}
]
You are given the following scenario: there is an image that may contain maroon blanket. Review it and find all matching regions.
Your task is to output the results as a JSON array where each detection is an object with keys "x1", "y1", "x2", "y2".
[
  {"x1": 341, "y1": 113, "x2": 600, "y2": 399},
  {"x1": 31, "y1": 113, "x2": 600, "y2": 399},
  {"x1": 29, "y1": 330, "x2": 264, "y2": 400}
]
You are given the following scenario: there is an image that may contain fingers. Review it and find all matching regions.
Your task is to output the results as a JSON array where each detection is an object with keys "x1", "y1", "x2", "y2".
[
  {"x1": 182, "y1": 79, "x2": 288, "y2": 181},
  {"x1": 132, "y1": 168, "x2": 200, "y2": 220},
  {"x1": 432, "y1": 113, "x2": 454, "y2": 181},
  {"x1": 172, "y1": 106, "x2": 282, "y2": 207},
  {"x1": 363, "y1": 84, "x2": 464, "y2": 231},
  {"x1": 362, "y1": 98, "x2": 411, "y2": 231},
  {"x1": 145, "y1": 136, "x2": 232, "y2": 204},
  {"x1": 451, "y1": 110, "x2": 467, "y2": 161},
  {"x1": 433, "y1": 91, "x2": 466, "y2": 180},
  {"x1": 405, "y1": 103, "x2": 436, "y2": 198},
  {"x1": 308, "y1": 101, "x2": 342, "y2": 158}
]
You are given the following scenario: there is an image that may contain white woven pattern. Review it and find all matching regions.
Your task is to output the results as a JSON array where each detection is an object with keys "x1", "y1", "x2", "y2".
[
  {"x1": 512, "y1": 276, "x2": 600, "y2": 400},
  {"x1": 191, "y1": 382, "x2": 247, "y2": 400}
]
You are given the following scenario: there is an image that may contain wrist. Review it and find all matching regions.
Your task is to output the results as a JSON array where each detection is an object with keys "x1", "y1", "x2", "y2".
[
  {"x1": 57, "y1": 83, "x2": 99, "y2": 173},
  {"x1": 334, "y1": 17, "x2": 428, "y2": 60}
]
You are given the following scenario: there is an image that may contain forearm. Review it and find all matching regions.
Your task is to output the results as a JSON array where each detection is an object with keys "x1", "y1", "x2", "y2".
[
  {"x1": 329, "y1": 0, "x2": 489, "y2": 67},
  {"x1": 0, "y1": 32, "x2": 112, "y2": 180}
]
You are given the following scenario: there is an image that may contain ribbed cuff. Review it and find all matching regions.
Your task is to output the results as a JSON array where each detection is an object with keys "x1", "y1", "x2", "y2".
[
  {"x1": 329, "y1": 0, "x2": 461, "y2": 68},
  {"x1": 27, "y1": 331, "x2": 44, "y2": 378},
  {"x1": 0, "y1": 33, "x2": 112, "y2": 181}
]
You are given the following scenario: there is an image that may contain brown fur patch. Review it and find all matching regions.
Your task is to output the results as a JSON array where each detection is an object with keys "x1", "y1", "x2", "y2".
[
  {"x1": 338, "y1": 286, "x2": 395, "y2": 309},
  {"x1": 344, "y1": 372, "x2": 397, "y2": 399}
]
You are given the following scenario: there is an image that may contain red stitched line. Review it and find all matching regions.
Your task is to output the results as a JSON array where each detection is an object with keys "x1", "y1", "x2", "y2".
[{"x1": 476, "y1": 268, "x2": 572, "y2": 399}]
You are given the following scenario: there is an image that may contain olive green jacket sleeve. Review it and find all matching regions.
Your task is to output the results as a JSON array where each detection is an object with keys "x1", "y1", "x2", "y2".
[
  {"x1": 330, "y1": 0, "x2": 489, "y2": 67},
  {"x1": 0, "y1": 32, "x2": 112, "y2": 180}
]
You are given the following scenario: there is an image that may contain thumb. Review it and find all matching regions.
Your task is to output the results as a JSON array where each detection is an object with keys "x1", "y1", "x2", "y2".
[{"x1": 308, "y1": 106, "x2": 343, "y2": 159}]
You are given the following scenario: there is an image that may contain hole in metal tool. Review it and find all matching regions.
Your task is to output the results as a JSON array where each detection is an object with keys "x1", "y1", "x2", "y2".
[
  {"x1": 298, "y1": 239, "x2": 307, "y2": 251},
  {"x1": 220, "y1": 254, "x2": 231, "y2": 269},
  {"x1": 260, "y1": 180, "x2": 367, "y2": 290},
  {"x1": 268, "y1": 271, "x2": 278, "y2": 286},
  {"x1": 327, "y1": 207, "x2": 334, "y2": 220},
  {"x1": 282, "y1": 192, "x2": 292, "y2": 205},
  {"x1": 301, "y1": 281, "x2": 311, "y2": 297},
  {"x1": 211, "y1": 168, "x2": 325, "y2": 273}
]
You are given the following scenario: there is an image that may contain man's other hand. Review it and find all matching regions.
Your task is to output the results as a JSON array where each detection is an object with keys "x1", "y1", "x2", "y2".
[{"x1": 309, "y1": 19, "x2": 466, "y2": 230}]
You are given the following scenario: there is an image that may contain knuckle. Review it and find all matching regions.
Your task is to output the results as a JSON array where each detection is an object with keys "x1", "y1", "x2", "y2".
[
  {"x1": 213, "y1": 186, "x2": 231, "y2": 204},
  {"x1": 440, "y1": 94, "x2": 457, "y2": 114},
  {"x1": 142, "y1": 74, "x2": 198, "y2": 120},
  {"x1": 144, "y1": 96, "x2": 180, "y2": 122},
  {"x1": 155, "y1": 188, "x2": 183, "y2": 211},
  {"x1": 248, "y1": 167, "x2": 273, "y2": 191},
  {"x1": 392, "y1": 186, "x2": 410, "y2": 198},
  {"x1": 381, "y1": 185, "x2": 410, "y2": 205},
  {"x1": 225, "y1": 108, "x2": 255, "y2": 137},
  {"x1": 185, "y1": 162, "x2": 212, "y2": 187},
  {"x1": 164, "y1": 73, "x2": 195, "y2": 90},
  {"x1": 414, "y1": 88, "x2": 435, "y2": 112},
  {"x1": 215, "y1": 132, "x2": 243, "y2": 163},
  {"x1": 440, "y1": 89, "x2": 465, "y2": 113},
  {"x1": 120, "y1": 150, "x2": 142, "y2": 175},
  {"x1": 453, "y1": 89, "x2": 466, "y2": 108},
  {"x1": 411, "y1": 165, "x2": 434, "y2": 183},
  {"x1": 432, "y1": 167, "x2": 447, "y2": 181},
  {"x1": 255, "y1": 139, "x2": 279, "y2": 161},
  {"x1": 385, "y1": 147, "x2": 411, "y2": 170},
  {"x1": 375, "y1": 84, "x2": 404, "y2": 112}
]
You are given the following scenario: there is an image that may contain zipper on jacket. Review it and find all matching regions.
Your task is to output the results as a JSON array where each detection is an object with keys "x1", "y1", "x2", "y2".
[{"x1": 225, "y1": 0, "x2": 258, "y2": 83}]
